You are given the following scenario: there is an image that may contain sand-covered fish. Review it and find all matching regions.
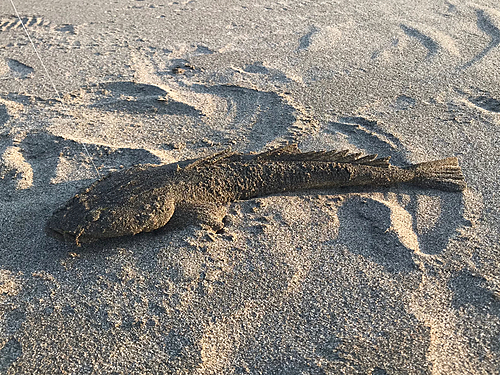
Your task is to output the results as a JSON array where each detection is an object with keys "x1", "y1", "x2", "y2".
[{"x1": 46, "y1": 145, "x2": 466, "y2": 245}]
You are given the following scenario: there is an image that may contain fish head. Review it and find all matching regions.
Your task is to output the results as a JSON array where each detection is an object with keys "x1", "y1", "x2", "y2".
[{"x1": 46, "y1": 192, "x2": 176, "y2": 245}]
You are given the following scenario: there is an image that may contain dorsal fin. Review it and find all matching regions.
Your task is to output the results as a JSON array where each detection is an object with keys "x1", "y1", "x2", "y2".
[
  {"x1": 254, "y1": 144, "x2": 301, "y2": 160},
  {"x1": 184, "y1": 145, "x2": 392, "y2": 169},
  {"x1": 184, "y1": 148, "x2": 239, "y2": 170},
  {"x1": 357, "y1": 156, "x2": 391, "y2": 167},
  {"x1": 253, "y1": 145, "x2": 392, "y2": 167}
]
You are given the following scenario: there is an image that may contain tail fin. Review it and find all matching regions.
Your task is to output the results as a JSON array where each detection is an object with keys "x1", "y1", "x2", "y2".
[{"x1": 406, "y1": 157, "x2": 466, "y2": 192}]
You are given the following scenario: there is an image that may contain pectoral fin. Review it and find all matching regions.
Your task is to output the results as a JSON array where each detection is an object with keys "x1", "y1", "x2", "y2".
[{"x1": 169, "y1": 201, "x2": 228, "y2": 232}]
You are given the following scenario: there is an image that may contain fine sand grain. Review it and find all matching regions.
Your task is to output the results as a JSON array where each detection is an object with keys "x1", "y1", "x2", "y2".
[{"x1": 1, "y1": 0, "x2": 500, "y2": 373}]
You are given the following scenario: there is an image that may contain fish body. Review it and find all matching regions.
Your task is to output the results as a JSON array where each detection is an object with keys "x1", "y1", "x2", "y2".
[{"x1": 46, "y1": 145, "x2": 466, "y2": 245}]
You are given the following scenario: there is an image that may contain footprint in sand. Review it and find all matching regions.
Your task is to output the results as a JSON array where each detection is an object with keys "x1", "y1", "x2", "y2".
[
  {"x1": 84, "y1": 81, "x2": 201, "y2": 117},
  {"x1": 467, "y1": 94, "x2": 500, "y2": 113},
  {"x1": 4, "y1": 78, "x2": 299, "y2": 152},
  {"x1": 336, "y1": 195, "x2": 419, "y2": 273},
  {"x1": 0, "y1": 130, "x2": 162, "y2": 190},
  {"x1": 449, "y1": 270, "x2": 500, "y2": 317},
  {"x1": 296, "y1": 24, "x2": 342, "y2": 53},
  {"x1": 313, "y1": 116, "x2": 467, "y2": 260},
  {"x1": 0, "y1": 59, "x2": 34, "y2": 80},
  {"x1": 400, "y1": 24, "x2": 440, "y2": 59},
  {"x1": 461, "y1": 8, "x2": 500, "y2": 69}
]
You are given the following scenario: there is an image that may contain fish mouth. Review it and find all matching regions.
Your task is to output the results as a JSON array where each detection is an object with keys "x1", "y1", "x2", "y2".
[{"x1": 45, "y1": 223, "x2": 78, "y2": 244}]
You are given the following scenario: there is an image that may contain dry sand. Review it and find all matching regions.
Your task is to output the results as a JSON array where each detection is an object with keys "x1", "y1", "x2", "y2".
[{"x1": 1, "y1": 0, "x2": 500, "y2": 373}]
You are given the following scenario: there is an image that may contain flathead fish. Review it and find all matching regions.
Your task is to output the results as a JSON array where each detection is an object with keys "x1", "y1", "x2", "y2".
[{"x1": 46, "y1": 145, "x2": 466, "y2": 245}]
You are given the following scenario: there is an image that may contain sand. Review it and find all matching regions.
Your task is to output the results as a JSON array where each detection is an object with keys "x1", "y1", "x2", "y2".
[{"x1": 0, "y1": 0, "x2": 499, "y2": 373}]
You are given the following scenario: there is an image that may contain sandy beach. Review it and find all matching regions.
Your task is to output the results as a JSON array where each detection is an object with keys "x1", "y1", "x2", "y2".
[{"x1": 1, "y1": 0, "x2": 500, "y2": 373}]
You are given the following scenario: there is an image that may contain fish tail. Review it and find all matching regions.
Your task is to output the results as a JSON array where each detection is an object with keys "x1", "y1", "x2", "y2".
[{"x1": 405, "y1": 157, "x2": 466, "y2": 192}]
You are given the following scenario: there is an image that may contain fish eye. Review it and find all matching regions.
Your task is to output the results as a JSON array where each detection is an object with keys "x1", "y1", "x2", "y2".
[{"x1": 85, "y1": 209, "x2": 101, "y2": 222}]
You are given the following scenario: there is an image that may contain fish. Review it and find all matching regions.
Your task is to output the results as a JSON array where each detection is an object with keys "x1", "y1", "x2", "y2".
[{"x1": 46, "y1": 144, "x2": 466, "y2": 245}]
